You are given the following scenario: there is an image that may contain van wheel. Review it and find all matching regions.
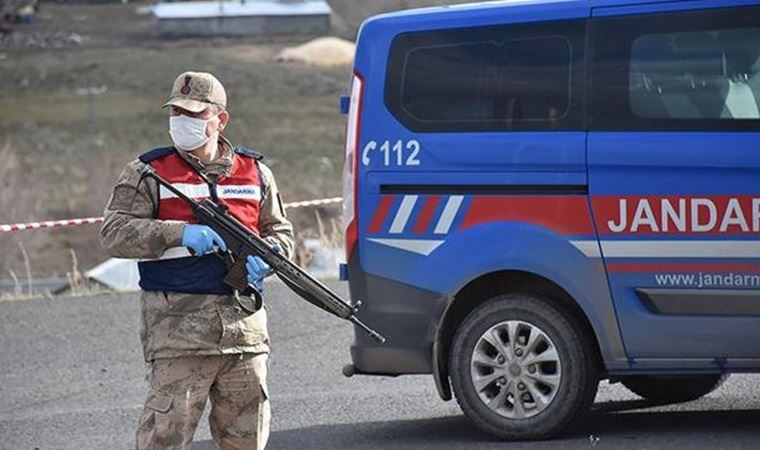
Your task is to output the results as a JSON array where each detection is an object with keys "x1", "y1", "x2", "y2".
[
  {"x1": 621, "y1": 374, "x2": 728, "y2": 403},
  {"x1": 449, "y1": 294, "x2": 598, "y2": 440}
]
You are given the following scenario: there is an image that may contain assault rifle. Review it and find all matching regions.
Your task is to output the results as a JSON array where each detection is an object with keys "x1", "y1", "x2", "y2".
[{"x1": 139, "y1": 165, "x2": 386, "y2": 344}]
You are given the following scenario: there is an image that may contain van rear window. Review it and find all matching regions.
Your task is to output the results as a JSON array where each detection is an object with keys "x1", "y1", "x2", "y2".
[{"x1": 386, "y1": 20, "x2": 585, "y2": 132}]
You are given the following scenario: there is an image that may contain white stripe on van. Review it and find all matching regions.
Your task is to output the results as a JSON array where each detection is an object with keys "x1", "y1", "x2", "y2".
[
  {"x1": 600, "y1": 240, "x2": 760, "y2": 258},
  {"x1": 389, "y1": 195, "x2": 418, "y2": 234},
  {"x1": 367, "y1": 238, "x2": 444, "y2": 256},
  {"x1": 570, "y1": 241, "x2": 602, "y2": 258},
  {"x1": 434, "y1": 196, "x2": 464, "y2": 234},
  {"x1": 570, "y1": 240, "x2": 760, "y2": 259}
]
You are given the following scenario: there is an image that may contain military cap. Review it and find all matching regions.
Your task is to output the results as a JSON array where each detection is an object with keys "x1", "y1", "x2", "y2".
[{"x1": 163, "y1": 71, "x2": 227, "y2": 113}]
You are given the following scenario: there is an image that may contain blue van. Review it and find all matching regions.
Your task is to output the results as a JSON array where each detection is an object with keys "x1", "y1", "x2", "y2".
[{"x1": 340, "y1": 0, "x2": 760, "y2": 439}]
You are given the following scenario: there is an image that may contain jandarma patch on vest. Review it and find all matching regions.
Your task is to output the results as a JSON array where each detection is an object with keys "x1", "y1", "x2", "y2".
[{"x1": 221, "y1": 187, "x2": 257, "y2": 195}]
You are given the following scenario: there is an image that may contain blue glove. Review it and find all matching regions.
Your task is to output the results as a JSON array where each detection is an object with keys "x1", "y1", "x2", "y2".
[
  {"x1": 182, "y1": 224, "x2": 227, "y2": 256},
  {"x1": 246, "y1": 255, "x2": 272, "y2": 285},
  {"x1": 246, "y1": 243, "x2": 281, "y2": 286}
]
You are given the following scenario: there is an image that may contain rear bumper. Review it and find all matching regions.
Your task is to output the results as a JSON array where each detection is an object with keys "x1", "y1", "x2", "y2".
[{"x1": 347, "y1": 254, "x2": 445, "y2": 375}]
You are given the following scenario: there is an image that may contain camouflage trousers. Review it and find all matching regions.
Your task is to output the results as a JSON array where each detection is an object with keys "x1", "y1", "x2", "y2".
[{"x1": 136, "y1": 353, "x2": 270, "y2": 450}]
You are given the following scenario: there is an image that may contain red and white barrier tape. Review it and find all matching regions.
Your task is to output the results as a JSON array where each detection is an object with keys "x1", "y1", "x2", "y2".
[
  {"x1": 283, "y1": 196, "x2": 342, "y2": 209},
  {"x1": 0, "y1": 217, "x2": 104, "y2": 233},
  {"x1": 0, "y1": 197, "x2": 343, "y2": 233}
]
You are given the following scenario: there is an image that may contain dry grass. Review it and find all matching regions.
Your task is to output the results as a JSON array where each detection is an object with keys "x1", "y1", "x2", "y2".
[
  {"x1": 292, "y1": 207, "x2": 344, "y2": 267},
  {"x1": 0, "y1": 140, "x2": 46, "y2": 278}
]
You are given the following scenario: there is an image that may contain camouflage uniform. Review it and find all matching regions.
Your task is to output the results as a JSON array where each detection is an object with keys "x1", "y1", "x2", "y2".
[{"x1": 101, "y1": 134, "x2": 294, "y2": 450}]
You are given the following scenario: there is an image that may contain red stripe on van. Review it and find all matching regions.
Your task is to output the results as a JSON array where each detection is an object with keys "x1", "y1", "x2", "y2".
[
  {"x1": 460, "y1": 196, "x2": 594, "y2": 235},
  {"x1": 413, "y1": 195, "x2": 441, "y2": 234},
  {"x1": 607, "y1": 263, "x2": 760, "y2": 273},
  {"x1": 368, "y1": 196, "x2": 395, "y2": 234}
]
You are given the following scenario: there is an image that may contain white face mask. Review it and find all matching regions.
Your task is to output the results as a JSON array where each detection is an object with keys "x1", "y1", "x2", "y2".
[{"x1": 168, "y1": 114, "x2": 217, "y2": 151}]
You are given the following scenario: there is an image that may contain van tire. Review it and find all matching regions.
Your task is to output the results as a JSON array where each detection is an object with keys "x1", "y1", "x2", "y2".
[
  {"x1": 621, "y1": 374, "x2": 728, "y2": 403},
  {"x1": 449, "y1": 294, "x2": 598, "y2": 440}
]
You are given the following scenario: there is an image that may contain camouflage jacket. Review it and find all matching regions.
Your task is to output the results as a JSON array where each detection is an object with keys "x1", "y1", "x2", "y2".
[{"x1": 100, "y1": 137, "x2": 294, "y2": 361}]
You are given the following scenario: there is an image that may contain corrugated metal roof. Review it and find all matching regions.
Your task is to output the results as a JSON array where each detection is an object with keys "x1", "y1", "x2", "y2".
[{"x1": 153, "y1": 0, "x2": 331, "y2": 20}]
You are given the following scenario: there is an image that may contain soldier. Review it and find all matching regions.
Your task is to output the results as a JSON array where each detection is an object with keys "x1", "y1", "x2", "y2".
[{"x1": 101, "y1": 71, "x2": 294, "y2": 450}]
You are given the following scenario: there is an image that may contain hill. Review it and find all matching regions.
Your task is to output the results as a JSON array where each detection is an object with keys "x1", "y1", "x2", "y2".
[{"x1": 327, "y1": 0, "x2": 476, "y2": 37}]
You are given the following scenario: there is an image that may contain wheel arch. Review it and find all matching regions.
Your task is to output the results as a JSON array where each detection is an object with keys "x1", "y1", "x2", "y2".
[{"x1": 433, "y1": 270, "x2": 604, "y2": 401}]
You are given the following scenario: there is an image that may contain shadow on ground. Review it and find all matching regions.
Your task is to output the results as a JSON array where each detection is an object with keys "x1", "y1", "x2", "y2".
[{"x1": 193, "y1": 403, "x2": 760, "y2": 450}]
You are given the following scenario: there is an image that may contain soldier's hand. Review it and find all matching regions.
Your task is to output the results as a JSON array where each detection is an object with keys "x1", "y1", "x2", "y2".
[
  {"x1": 181, "y1": 224, "x2": 227, "y2": 256},
  {"x1": 246, "y1": 255, "x2": 272, "y2": 284}
]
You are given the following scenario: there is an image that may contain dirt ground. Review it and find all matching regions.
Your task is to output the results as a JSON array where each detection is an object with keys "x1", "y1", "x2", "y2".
[{"x1": 1, "y1": 3, "x2": 156, "y2": 50}]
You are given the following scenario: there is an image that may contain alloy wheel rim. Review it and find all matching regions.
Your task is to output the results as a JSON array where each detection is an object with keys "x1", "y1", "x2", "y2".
[{"x1": 469, "y1": 320, "x2": 562, "y2": 419}]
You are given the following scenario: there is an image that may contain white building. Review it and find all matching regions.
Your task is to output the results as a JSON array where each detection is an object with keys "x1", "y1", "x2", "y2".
[{"x1": 153, "y1": 0, "x2": 332, "y2": 37}]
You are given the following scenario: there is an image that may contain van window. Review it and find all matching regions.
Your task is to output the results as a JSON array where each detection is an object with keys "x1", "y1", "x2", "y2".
[
  {"x1": 386, "y1": 20, "x2": 586, "y2": 132},
  {"x1": 590, "y1": 5, "x2": 760, "y2": 130}
]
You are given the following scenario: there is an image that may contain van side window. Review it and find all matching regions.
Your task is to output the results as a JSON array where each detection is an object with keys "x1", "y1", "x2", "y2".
[
  {"x1": 386, "y1": 20, "x2": 585, "y2": 132},
  {"x1": 590, "y1": 6, "x2": 760, "y2": 131}
]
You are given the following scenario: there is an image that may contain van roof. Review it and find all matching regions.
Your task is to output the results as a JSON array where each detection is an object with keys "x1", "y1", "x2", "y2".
[
  {"x1": 362, "y1": 0, "x2": 708, "y2": 26},
  {"x1": 353, "y1": 0, "x2": 754, "y2": 70}
]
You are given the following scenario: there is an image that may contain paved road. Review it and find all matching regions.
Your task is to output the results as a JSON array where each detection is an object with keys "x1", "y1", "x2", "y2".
[{"x1": 1, "y1": 282, "x2": 759, "y2": 450}]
